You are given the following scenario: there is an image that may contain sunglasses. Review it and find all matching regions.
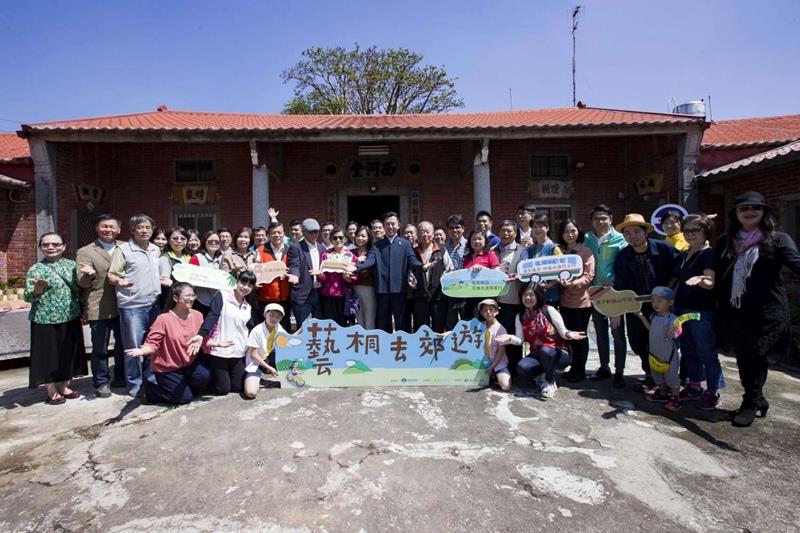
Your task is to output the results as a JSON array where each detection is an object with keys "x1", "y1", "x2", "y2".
[
  {"x1": 331, "y1": 235, "x2": 345, "y2": 241},
  {"x1": 205, "y1": 239, "x2": 221, "y2": 244},
  {"x1": 737, "y1": 205, "x2": 763, "y2": 213}
]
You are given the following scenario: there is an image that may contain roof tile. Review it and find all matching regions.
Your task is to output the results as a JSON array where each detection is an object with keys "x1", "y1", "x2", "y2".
[
  {"x1": 23, "y1": 107, "x2": 702, "y2": 134},
  {"x1": 702, "y1": 114, "x2": 800, "y2": 148},
  {"x1": 0, "y1": 133, "x2": 30, "y2": 161}
]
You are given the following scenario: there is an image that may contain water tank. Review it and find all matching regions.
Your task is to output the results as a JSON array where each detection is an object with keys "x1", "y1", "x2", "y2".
[{"x1": 673, "y1": 100, "x2": 706, "y2": 117}]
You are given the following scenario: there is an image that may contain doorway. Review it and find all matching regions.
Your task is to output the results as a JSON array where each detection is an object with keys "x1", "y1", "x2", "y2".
[{"x1": 347, "y1": 195, "x2": 400, "y2": 226}]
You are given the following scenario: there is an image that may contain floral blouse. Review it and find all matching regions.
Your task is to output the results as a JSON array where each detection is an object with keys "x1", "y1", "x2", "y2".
[{"x1": 23, "y1": 258, "x2": 82, "y2": 324}]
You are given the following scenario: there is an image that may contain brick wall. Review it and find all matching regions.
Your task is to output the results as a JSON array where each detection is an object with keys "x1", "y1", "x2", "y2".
[
  {"x1": 490, "y1": 134, "x2": 681, "y2": 229},
  {"x1": 47, "y1": 134, "x2": 687, "y2": 251},
  {"x1": 0, "y1": 161, "x2": 35, "y2": 282}
]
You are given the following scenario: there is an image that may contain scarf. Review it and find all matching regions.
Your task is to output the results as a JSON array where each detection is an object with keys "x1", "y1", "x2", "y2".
[{"x1": 730, "y1": 229, "x2": 763, "y2": 308}]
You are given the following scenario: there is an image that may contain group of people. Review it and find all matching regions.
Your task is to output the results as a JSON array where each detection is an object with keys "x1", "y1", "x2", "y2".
[{"x1": 23, "y1": 191, "x2": 799, "y2": 428}]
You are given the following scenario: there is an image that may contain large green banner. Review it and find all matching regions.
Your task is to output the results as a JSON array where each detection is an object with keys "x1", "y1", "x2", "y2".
[{"x1": 274, "y1": 319, "x2": 490, "y2": 388}]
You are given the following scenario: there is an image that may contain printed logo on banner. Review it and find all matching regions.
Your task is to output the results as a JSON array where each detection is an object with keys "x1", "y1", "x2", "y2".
[
  {"x1": 650, "y1": 204, "x2": 688, "y2": 236},
  {"x1": 440, "y1": 268, "x2": 510, "y2": 298},
  {"x1": 274, "y1": 319, "x2": 491, "y2": 388},
  {"x1": 516, "y1": 254, "x2": 583, "y2": 284}
]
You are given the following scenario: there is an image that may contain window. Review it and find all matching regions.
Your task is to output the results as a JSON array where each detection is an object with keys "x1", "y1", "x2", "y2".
[
  {"x1": 781, "y1": 196, "x2": 800, "y2": 246},
  {"x1": 535, "y1": 205, "x2": 573, "y2": 241},
  {"x1": 530, "y1": 155, "x2": 569, "y2": 178},
  {"x1": 175, "y1": 160, "x2": 215, "y2": 182},
  {"x1": 173, "y1": 207, "x2": 218, "y2": 234}
]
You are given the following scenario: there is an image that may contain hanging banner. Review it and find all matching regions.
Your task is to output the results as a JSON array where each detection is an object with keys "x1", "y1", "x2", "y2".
[
  {"x1": 588, "y1": 287, "x2": 652, "y2": 317},
  {"x1": 516, "y1": 255, "x2": 583, "y2": 284},
  {"x1": 274, "y1": 319, "x2": 490, "y2": 388},
  {"x1": 440, "y1": 268, "x2": 510, "y2": 298},
  {"x1": 172, "y1": 263, "x2": 236, "y2": 290},
  {"x1": 252, "y1": 261, "x2": 288, "y2": 285}
]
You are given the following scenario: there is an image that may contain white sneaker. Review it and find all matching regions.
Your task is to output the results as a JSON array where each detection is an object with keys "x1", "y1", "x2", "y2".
[{"x1": 541, "y1": 382, "x2": 558, "y2": 399}]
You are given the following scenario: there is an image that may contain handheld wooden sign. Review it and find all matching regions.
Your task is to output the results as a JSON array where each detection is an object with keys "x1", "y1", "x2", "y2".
[
  {"x1": 252, "y1": 261, "x2": 287, "y2": 285},
  {"x1": 320, "y1": 251, "x2": 355, "y2": 274},
  {"x1": 172, "y1": 263, "x2": 236, "y2": 290},
  {"x1": 588, "y1": 286, "x2": 651, "y2": 317},
  {"x1": 440, "y1": 268, "x2": 510, "y2": 298},
  {"x1": 516, "y1": 254, "x2": 583, "y2": 283}
]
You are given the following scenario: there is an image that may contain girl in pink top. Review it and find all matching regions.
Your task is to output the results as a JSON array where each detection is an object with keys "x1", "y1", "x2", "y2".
[
  {"x1": 124, "y1": 282, "x2": 211, "y2": 405},
  {"x1": 318, "y1": 226, "x2": 358, "y2": 326},
  {"x1": 462, "y1": 230, "x2": 500, "y2": 319}
]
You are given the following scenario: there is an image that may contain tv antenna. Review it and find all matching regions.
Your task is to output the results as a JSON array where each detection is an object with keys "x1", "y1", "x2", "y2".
[{"x1": 572, "y1": 5, "x2": 581, "y2": 107}]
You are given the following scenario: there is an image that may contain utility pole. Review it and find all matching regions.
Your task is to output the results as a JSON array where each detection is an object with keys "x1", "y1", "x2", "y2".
[{"x1": 572, "y1": 5, "x2": 581, "y2": 107}]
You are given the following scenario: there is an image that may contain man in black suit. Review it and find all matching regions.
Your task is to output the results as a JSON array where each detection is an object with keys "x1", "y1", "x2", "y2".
[
  {"x1": 356, "y1": 211, "x2": 423, "y2": 332},
  {"x1": 287, "y1": 218, "x2": 327, "y2": 329}
]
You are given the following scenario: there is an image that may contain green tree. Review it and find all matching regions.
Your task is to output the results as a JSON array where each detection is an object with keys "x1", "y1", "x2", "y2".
[{"x1": 281, "y1": 45, "x2": 464, "y2": 114}]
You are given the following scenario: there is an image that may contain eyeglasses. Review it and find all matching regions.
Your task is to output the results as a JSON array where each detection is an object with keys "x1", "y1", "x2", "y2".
[
  {"x1": 331, "y1": 236, "x2": 345, "y2": 241},
  {"x1": 205, "y1": 240, "x2": 220, "y2": 244},
  {"x1": 41, "y1": 242, "x2": 64, "y2": 248},
  {"x1": 683, "y1": 228, "x2": 703, "y2": 235},
  {"x1": 737, "y1": 205, "x2": 763, "y2": 213}
]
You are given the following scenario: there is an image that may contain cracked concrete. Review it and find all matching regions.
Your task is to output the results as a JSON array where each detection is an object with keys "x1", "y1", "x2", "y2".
[{"x1": 1, "y1": 351, "x2": 799, "y2": 532}]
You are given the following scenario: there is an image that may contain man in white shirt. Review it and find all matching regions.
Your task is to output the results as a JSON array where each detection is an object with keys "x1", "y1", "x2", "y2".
[{"x1": 287, "y1": 218, "x2": 327, "y2": 328}]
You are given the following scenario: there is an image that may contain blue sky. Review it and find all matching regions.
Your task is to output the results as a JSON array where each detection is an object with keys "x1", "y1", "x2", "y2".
[{"x1": 1, "y1": 0, "x2": 798, "y2": 131}]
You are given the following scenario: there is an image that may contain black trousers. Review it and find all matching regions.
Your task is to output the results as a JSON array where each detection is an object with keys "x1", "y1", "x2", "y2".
[
  {"x1": 497, "y1": 303, "x2": 522, "y2": 375},
  {"x1": 205, "y1": 355, "x2": 245, "y2": 395},
  {"x1": 321, "y1": 295, "x2": 347, "y2": 326},
  {"x1": 560, "y1": 306, "x2": 592, "y2": 375},
  {"x1": 625, "y1": 302, "x2": 652, "y2": 376},
  {"x1": 413, "y1": 297, "x2": 448, "y2": 333},
  {"x1": 376, "y1": 293, "x2": 406, "y2": 332},
  {"x1": 736, "y1": 352, "x2": 769, "y2": 403}
]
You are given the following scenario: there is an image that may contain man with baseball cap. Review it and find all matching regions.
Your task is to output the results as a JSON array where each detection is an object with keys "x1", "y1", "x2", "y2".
[
  {"x1": 612, "y1": 213, "x2": 677, "y2": 390},
  {"x1": 287, "y1": 218, "x2": 327, "y2": 329}
]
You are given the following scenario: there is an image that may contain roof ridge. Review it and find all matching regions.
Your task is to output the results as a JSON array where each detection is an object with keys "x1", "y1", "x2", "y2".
[{"x1": 709, "y1": 113, "x2": 800, "y2": 125}]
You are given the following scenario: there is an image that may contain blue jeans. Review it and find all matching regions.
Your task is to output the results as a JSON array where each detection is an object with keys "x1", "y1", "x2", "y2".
[
  {"x1": 676, "y1": 309, "x2": 725, "y2": 391},
  {"x1": 591, "y1": 308, "x2": 628, "y2": 373},
  {"x1": 518, "y1": 346, "x2": 572, "y2": 383},
  {"x1": 119, "y1": 302, "x2": 160, "y2": 392},
  {"x1": 293, "y1": 289, "x2": 321, "y2": 331},
  {"x1": 145, "y1": 357, "x2": 211, "y2": 405},
  {"x1": 88, "y1": 317, "x2": 125, "y2": 387}
]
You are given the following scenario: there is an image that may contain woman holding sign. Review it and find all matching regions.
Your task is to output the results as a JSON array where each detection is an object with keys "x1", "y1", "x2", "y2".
[
  {"x1": 188, "y1": 230, "x2": 223, "y2": 316},
  {"x1": 462, "y1": 230, "x2": 501, "y2": 320},
  {"x1": 556, "y1": 219, "x2": 595, "y2": 383},
  {"x1": 319, "y1": 227, "x2": 358, "y2": 326},
  {"x1": 715, "y1": 192, "x2": 800, "y2": 427}
]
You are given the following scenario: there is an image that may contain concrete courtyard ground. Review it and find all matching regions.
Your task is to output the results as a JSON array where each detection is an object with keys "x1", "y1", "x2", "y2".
[{"x1": 1, "y1": 346, "x2": 799, "y2": 532}]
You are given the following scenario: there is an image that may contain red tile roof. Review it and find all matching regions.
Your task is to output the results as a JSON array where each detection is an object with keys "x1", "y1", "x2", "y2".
[
  {"x1": 698, "y1": 139, "x2": 800, "y2": 180},
  {"x1": 21, "y1": 106, "x2": 703, "y2": 136},
  {"x1": 702, "y1": 114, "x2": 800, "y2": 148},
  {"x1": 0, "y1": 133, "x2": 30, "y2": 161}
]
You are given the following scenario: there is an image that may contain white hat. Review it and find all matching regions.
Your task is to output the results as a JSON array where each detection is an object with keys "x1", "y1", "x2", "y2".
[{"x1": 263, "y1": 303, "x2": 285, "y2": 316}]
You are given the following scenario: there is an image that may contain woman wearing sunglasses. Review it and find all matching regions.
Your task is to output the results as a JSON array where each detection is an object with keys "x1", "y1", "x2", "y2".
[
  {"x1": 23, "y1": 232, "x2": 86, "y2": 404},
  {"x1": 318, "y1": 226, "x2": 358, "y2": 326},
  {"x1": 715, "y1": 192, "x2": 800, "y2": 427}
]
